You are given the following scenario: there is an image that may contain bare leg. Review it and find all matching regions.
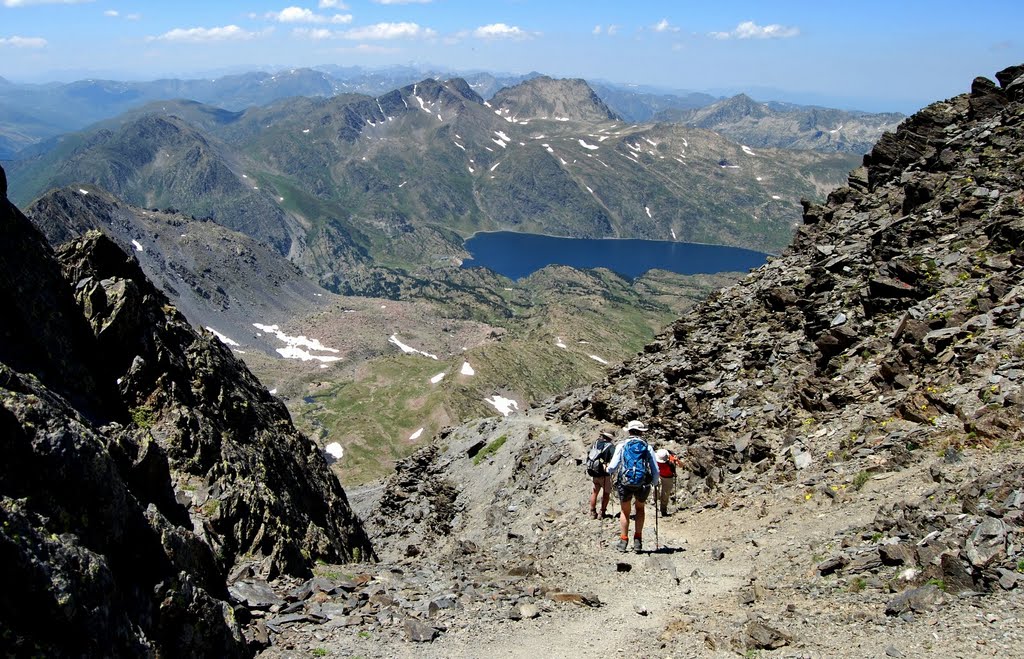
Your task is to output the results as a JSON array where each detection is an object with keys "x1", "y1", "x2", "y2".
[
  {"x1": 589, "y1": 479, "x2": 599, "y2": 515},
  {"x1": 634, "y1": 501, "x2": 646, "y2": 538},
  {"x1": 600, "y1": 477, "x2": 611, "y2": 516},
  {"x1": 619, "y1": 499, "x2": 632, "y2": 538}
]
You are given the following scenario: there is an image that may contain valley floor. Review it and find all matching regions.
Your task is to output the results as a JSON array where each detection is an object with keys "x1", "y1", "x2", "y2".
[{"x1": 259, "y1": 417, "x2": 1024, "y2": 658}]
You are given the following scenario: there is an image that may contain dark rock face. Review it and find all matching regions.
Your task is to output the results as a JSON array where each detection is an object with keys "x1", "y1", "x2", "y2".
[{"x1": 0, "y1": 165, "x2": 373, "y2": 654}]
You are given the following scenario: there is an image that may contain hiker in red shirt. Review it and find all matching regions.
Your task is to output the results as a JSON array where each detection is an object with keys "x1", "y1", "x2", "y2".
[{"x1": 655, "y1": 448, "x2": 680, "y2": 516}]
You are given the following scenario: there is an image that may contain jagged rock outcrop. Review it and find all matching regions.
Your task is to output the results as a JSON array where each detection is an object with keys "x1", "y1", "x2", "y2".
[{"x1": 0, "y1": 165, "x2": 373, "y2": 654}]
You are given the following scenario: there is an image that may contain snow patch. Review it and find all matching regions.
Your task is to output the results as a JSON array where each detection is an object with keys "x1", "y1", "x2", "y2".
[
  {"x1": 485, "y1": 395, "x2": 518, "y2": 417},
  {"x1": 741, "y1": 145, "x2": 756, "y2": 156},
  {"x1": 454, "y1": 142, "x2": 466, "y2": 150},
  {"x1": 772, "y1": 195, "x2": 782, "y2": 200},
  {"x1": 492, "y1": 138, "x2": 507, "y2": 148},
  {"x1": 302, "y1": 129, "x2": 310, "y2": 134},
  {"x1": 671, "y1": 228, "x2": 677, "y2": 240},
  {"x1": 388, "y1": 334, "x2": 439, "y2": 360},
  {"x1": 589, "y1": 355, "x2": 609, "y2": 364},
  {"x1": 205, "y1": 327, "x2": 239, "y2": 346},
  {"x1": 555, "y1": 337, "x2": 567, "y2": 349},
  {"x1": 253, "y1": 323, "x2": 341, "y2": 363},
  {"x1": 490, "y1": 161, "x2": 501, "y2": 172},
  {"x1": 409, "y1": 428, "x2": 424, "y2": 440},
  {"x1": 324, "y1": 442, "x2": 344, "y2": 460},
  {"x1": 430, "y1": 372, "x2": 446, "y2": 384},
  {"x1": 131, "y1": 239, "x2": 144, "y2": 252},
  {"x1": 494, "y1": 130, "x2": 510, "y2": 142},
  {"x1": 578, "y1": 139, "x2": 599, "y2": 150},
  {"x1": 460, "y1": 361, "x2": 475, "y2": 376},
  {"x1": 645, "y1": 206, "x2": 652, "y2": 218},
  {"x1": 78, "y1": 189, "x2": 89, "y2": 195}
]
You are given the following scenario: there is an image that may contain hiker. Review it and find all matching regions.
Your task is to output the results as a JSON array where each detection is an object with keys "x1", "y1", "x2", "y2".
[
  {"x1": 655, "y1": 448, "x2": 681, "y2": 516},
  {"x1": 586, "y1": 431, "x2": 616, "y2": 518},
  {"x1": 608, "y1": 420, "x2": 659, "y2": 552}
]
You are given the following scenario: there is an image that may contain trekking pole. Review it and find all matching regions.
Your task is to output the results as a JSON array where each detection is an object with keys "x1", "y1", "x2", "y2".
[{"x1": 654, "y1": 484, "x2": 660, "y2": 550}]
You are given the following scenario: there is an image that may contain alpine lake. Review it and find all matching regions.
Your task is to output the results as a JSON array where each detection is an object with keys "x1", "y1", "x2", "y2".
[{"x1": 461, "y1": 231, "x2": 771, "y2": 280}]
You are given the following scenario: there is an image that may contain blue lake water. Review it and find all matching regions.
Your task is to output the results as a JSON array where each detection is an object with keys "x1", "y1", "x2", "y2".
[{"x1": 461, "y1": 232, "x2": 770, "y2": 280}]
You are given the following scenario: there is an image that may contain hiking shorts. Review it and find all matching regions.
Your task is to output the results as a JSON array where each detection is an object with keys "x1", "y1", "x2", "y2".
[{"x1": 616, "y1": 482, "x2": 651, "y2": 503}]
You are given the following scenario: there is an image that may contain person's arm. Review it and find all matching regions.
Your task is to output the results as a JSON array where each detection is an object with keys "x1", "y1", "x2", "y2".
[
  {"x1": 647, "y1": 446, "x2": 660, "y2": 488},
  {"x1": 606, "y1": 442, "x2": 622, "y2": 472}
]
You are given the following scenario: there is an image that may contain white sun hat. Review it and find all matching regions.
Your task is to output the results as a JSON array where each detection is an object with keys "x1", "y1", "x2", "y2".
[{"x1": 625, "y1": 420, "x2": 647, "y2": 433}]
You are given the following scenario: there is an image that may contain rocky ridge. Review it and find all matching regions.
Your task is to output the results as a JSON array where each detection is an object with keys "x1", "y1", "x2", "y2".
[
  {"x1": 0, "y1": 171, "x2": 373, "y2": 654},
  {"x1": 658, "y1": 92, "x2": 905, "y2": 154},
  {"x1": 26, "y1": 185, "x2": 327, "y2": 350},
  {"x1": 255, "y1": 65, "x2": 1024, "y2": 656}
]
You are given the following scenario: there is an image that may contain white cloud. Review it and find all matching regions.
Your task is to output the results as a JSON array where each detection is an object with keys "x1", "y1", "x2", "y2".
[
  {"x1": 373, "y1": 0, "x2": 432, "y2": 3},
  {"x1": 335, "y1": 43, "x2": 400, "y2": 54},
  {"x1": 293, "y1": 27, "x2": 334, "y2": 40},
  {"x1": 473, "y1": 23, "x2": 533, "y2": 40},
  {"x1": 710, "y1": 20, "x2": 800, "y2": 40},
  {"x1": 652, "y1": 18, "x2": 680, "y2": 33},
  {"x1": 0, "y1": 35, "x2": 47, "y2": 47},
  {"x1": 593, "y1": 24, "x2": 601, "y2": 35},
  {"x1": 594, "y1": 24, "x2": 618, "y2": 36},
  {"x1": 341, "y1": 21, "x2": 434, "y2": 40},
  {"x1": 149, "y1": 25, "x2": 268, "y2": 43},
  {"x1": 607, "y1": 24, "x2": 619, "y2": 36},
  {"x1": 267, "y1": 6, "x2": 352, "y2": 24},
  {"x1": 103, "y1": 8, "x2": 116, "y2": 16},
  {"x1": 318, "y1": 0, "x2": 347, "y2": 7},
  {"x1": 3, "y1": 0, "x2": 92, "y2": 6}
]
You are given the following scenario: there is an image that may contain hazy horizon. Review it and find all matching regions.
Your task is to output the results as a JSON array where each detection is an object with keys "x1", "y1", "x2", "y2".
[{"x1": 2, "y1": 0, "x2": 1023, "y2": 115}]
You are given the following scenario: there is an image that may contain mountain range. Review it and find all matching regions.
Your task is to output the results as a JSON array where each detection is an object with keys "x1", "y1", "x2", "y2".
[
  {"x1": 1, "y1": 66, "x2": 901, "y2": 160},
  {"x1": 7, "y1": 76, "x2": 863, "y2": 287}
]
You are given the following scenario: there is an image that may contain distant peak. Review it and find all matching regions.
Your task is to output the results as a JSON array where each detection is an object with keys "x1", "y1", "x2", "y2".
[{"x1": 490, "y1": 76, "x2": 621, "y2": 122}]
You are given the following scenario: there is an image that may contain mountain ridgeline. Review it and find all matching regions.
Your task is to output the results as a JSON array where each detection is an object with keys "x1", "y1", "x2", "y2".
[
  {"x1": 655, "y1": 92, "x2": 905, "y2": 153},
  {"x1": 8, "y1": 75, "x2": 862, "y2": 297}
]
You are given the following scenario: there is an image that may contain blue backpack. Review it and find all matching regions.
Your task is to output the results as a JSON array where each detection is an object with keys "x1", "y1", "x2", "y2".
[{"x1": 619, "y1": 438, "x2": 652, "y2": 487}]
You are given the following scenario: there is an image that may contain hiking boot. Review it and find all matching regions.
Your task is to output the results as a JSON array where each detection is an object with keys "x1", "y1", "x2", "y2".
[
  {"x1": 633, "y1": 538, "x2": 643, "y2": 552},
  {"x1": 616, "y1": 538, "x2": 628, "y2": 552},
  {"x1": 590, "y1": 509, "x2": 598, "y2": 519}
]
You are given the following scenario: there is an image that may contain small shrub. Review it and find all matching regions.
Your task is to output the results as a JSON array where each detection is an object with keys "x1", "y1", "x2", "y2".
[
  {"x1": 473, "y1": 435, "x2": 508, "y2": 465},
  {"x1": 130, "y1": 405, "x2": 155, "y2": 429},
  {"x1": 312, "y1": 649, "x2": 328, "y2": 657},
  {"x1": 852, "y1": 471, "x2": 870, "y2": 491},
  {"x1": 848, "y1": 577, "x2": 866, "y2": 593},
  {"x1": 926, "y1": 578, "x2": 947, "y2": 592}
]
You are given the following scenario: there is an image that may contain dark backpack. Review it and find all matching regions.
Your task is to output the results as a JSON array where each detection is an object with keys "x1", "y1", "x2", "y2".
[
  {"x1": 586, "y1": 440, "x2": 613, "y2": 477},
  {"x1": 619, "y1": 438, "x2": 652, "y2": 487}
]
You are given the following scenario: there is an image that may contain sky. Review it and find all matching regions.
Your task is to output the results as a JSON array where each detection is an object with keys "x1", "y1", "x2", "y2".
[{"x1": 1, "y1": 0, "x2": 1022, "y2": 112}]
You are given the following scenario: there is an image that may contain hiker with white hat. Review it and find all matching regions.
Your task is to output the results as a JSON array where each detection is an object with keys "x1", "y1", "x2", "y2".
[
  {"x1": 655, "y1": 448, "x2": 681, "y2": 517},
  {"x1": 608, "y1": 420, "x2": 659, "y2": 552}
]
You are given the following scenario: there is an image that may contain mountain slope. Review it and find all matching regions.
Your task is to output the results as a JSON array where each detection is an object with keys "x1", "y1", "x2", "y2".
[
  {"x1": 26, "y1": 185, "x2": 326, "y2": 345},
  {"x1": 658, "y1": 92, "x2": 904, "y2": 153},
  {"x1": 9, "y1": 114, "x2": 301, "y2": 255},
  {"x1": 489, "y1": 75, "x2": 621, "y2": 122}
]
